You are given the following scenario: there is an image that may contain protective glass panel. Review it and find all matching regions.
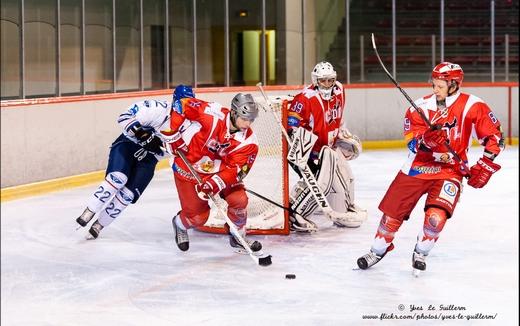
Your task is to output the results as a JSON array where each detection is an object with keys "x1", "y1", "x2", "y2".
[
  {"x1": 85, "y1": 0, "x2": 113, "y2": 93},
  {"x1": 0, "y1": 0, "x2": 20, "y2": 99},
  {"x1": 25, "y1": 0, "x2": 56, "y2": 97},
  {"x1": 60, "y1": 0, "x2": 82, "y2": 95},
  {"x1": 169, "y1": 0, "x2": 194, "y2": 86},
  {"x1": 143, "y1": 0, "x2": 166, "y2": 90},
  {"x1": 115, "y1": 0, "x2": 139, "y2": 92}
]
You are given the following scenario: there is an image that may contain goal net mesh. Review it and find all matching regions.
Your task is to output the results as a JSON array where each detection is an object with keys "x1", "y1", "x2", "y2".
[{"x1": 199, "y1": 95, "x2": 290, "y2": 235}]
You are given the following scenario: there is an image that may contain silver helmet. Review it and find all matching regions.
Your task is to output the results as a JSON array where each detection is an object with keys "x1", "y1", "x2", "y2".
[{"x1": 231, "y1": 93, "x2": 258, "y2": 121}]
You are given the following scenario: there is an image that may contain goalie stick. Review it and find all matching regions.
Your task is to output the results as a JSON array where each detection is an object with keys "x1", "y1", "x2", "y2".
[
  {"x1": 175, "y1": 150, "x2": 272, "y2": 267},
  {"x1": 370, "y1": 33, "x2": 470, "y2": 176},
  {"x1": 256, "y1": 82, "x2": 346, "y2": 222},
  {"x1": 245, "y1": 188, "x2": 293, "y2": 213}
]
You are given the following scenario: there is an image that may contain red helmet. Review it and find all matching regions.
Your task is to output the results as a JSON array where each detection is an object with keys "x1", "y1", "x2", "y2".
[{"x1": 431, "y1": 62, "x2": 464, "y2": 86}]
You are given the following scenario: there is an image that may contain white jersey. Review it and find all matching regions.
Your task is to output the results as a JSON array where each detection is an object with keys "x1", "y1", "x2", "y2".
[{"x1": 117, "y1": 99, "x2": 172, "y2": 143}]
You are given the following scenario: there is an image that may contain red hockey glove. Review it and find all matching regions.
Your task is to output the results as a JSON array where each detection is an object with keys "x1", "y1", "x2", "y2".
[
  {"x1": 195, "y1": 178, "x2": 221, "y2": 200},
  {"x1": 422, "y1": 125, "x2": 448, "y2": 149},
  {"x1": 467, "y1": 157, "x2": 501, "y2": 188},
  {"x1": 161, "y1": 130, "x2": 187, "y2": 154}
]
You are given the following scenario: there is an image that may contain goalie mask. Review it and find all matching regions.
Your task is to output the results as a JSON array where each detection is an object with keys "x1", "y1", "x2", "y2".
[
  {"x1": 231, "y1": 93, "x2": 259, "y2": 122},
  {"x1": 311, "y1": 61, "x2": 337, "y2": 100}
]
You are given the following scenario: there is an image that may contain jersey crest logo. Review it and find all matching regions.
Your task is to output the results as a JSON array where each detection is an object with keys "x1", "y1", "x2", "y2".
[
  {"x1": 207, "y1": 139, "x2": 231, "y2": 156},
  {"x1": 442, "y1": 117, "x2": 459, "y2": 140},
  {"x1": 443, "y1": 118, "x2": 457, "y2": 131},
  {"x1": 200, "y1": 160, "x2": 215, "y2": 172},
  {"x1": 325, "y1": 102, "x2": 341, "y2": 124}
]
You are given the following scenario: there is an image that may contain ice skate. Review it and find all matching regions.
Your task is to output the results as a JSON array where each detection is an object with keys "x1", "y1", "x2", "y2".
[
  {"x1": 356, "y1": 244, "x2": 393, "y2": 270},
  {"x1": 229, "y1": 232, "x2": 262, "y2": 255},
  {"x1": 76, "y1": 207, "x2": 95, "y2": 227},
  {"x1": 412, "y1": 248, "x2": 427, "y2": 277},
  {"x1": 357, "y1": 251, "x2": 384, "y2": 270},
  {"x1": 289, "y1": 212, "x2": 318, "y2": 233},
  {"x1": 87, "y1": 220, "x2": 104, "y2": 239},
  {"x1": 172, "y1": 214, "x2": 189, "y2": 251}
]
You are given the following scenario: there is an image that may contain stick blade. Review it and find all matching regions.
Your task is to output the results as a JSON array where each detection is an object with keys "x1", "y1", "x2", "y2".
[
  {"x1": 256, "y1": 82, "x2": 263, "y2": 87},
  {"x1": 258, "y1": 255, "x2": 272, "y2": 266}
]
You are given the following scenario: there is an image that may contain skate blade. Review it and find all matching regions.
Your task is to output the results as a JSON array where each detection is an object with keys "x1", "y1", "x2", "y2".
[
  {"x1": 85, "y1": 234, "x2": 95, "y2": 240},
  {"x1": 412, "y1": 268, "x2": 422, "y2": 277},
  {"x1": 233, "y1": 247, "x2": 264, "y2": 257}
]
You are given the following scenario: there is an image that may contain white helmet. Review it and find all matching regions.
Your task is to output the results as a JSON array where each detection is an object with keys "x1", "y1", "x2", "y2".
[{"x1": 311, "y1": 61, "x2": 337, "y2": 100}]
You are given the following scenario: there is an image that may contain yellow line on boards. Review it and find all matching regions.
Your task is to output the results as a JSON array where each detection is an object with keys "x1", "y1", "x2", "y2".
[
  {"x1": 1, "y1": 159, "x2": 172, "y2": 202},
  {"x1": 1, "y1": 139, "x2": 517, "y2": 202}
]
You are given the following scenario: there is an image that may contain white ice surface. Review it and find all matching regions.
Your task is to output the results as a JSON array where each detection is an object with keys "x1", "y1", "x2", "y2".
[{"x1": 1, "y1": 147, "x2": 518, "y2": 326}]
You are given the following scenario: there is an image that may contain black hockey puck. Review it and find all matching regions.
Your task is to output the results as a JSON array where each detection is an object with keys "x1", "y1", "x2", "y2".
[{"x1": 285, "y1": 274, "x2": 296, "y2": 279}]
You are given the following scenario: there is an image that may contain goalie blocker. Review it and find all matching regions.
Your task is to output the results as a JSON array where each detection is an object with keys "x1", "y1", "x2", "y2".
[{"x1": 288, "y1": 127, "x2": 367, "y2": 231}]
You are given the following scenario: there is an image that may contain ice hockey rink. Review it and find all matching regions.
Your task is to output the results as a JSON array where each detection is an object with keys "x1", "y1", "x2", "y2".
[{"x1": 1, "y1": 146, "x2": 518, "y2": 325}]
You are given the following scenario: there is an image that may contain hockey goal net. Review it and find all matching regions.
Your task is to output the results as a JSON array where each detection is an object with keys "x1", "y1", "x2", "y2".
[{"x1": 197, "y1": 95, "x2": 291, "y2": 235}]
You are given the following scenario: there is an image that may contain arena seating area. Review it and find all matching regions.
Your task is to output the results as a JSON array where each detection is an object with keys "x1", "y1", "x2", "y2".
[{"x1": 326, "y1": 0, "x2": 519, "y2": 82}]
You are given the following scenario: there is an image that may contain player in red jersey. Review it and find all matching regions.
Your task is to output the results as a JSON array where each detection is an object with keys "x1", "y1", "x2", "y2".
[
  {"x1": 286, "y1": 61, "x2": 366, "y2": 232},
  {"x1": 164, "y1": 93, "x2": 262, "y2": 253},
  {"x1": 357, "y1": 62, "x2": 505, "y2": 274}
]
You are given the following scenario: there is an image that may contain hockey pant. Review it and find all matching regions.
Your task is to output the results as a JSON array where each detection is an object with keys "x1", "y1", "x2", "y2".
[
  {"x1": 174, "y1": 174, "x2": 248, "y2": 230},
  {"x1": 290, "y1": 146, "x2": 367, "y2": 227},
  {"x1": 85, "y1": 134, "x2": 158, "y2": 227}
]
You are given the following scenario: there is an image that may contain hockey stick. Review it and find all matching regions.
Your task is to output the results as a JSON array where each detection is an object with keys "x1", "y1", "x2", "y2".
[
  {"x1": 245, "y1": 188, "x2": 293, "y2": 213},
  {"x1": 175, "y1": 150, "x2": 272, "y2": 266},
  {"x1": 256, "y1": 82, "x2": 345, "y2": 221},
  {"x1": 370, "y1": 33, "x2": 470, "y2": 176}
]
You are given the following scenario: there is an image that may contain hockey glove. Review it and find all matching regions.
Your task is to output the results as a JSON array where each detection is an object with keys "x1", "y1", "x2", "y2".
[
  {"x1": 134, "y1": 128, "x2": 164, "y2": 155},
  {"x1": 422, "y1": 124, "x2": 448, "y2": 149},
  {"x1": 195, "y1": 178, "x2": 221, "y2": 201},
  {"x1": 467, "y1": 157, "x2": 501, "y2": 188},
  {"x1": 161, "y1": 130, "x2": 187, "y2": 154}
]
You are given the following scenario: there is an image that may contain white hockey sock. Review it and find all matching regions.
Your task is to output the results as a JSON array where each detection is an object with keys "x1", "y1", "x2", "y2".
[
  {"x1": 174, "y1": 214, "x2": 187, "y2": 230},
  {"x1": 86, "y1": 172, "x2": 128, "y2": 213},
  {"x1": 97, "y1": 187, "x2": 133, "y2": 227},
  {"x1": 415, "y1": 230, "x2": 436, "y2": 255},
  {"x1": 371, "y1": 236, "x2": 392, "y2": 256}
]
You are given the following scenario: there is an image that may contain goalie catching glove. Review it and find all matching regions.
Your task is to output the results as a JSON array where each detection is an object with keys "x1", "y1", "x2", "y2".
[{"x1": 334, "y1": 128, "x2": 362, "y2": 160}]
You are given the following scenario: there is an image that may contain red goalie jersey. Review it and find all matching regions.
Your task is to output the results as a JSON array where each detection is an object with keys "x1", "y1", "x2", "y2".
[
  {"x1": 403, "y1": 92, "x2": 504, "y2": 181},
  {"x1": 287, "y1": 81, "x2": 345, "y2": 157},
  {"x1": 169, "y1": 97, "x2": 259, "y2": 188}
]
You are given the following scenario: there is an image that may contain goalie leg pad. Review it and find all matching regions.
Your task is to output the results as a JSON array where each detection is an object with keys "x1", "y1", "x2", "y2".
[
  {"x1": 289, "y1": 180, "x2": 319, "y2": 232},
  {"x1": 321, "y1": 150, "x2": 367, "y2": 227},
  {"x1": 289, "y1": 146, "x2": 338, "y2": 231},
  {"x1": 290, "y1": 180, "x2": 319, "y2": 219},
  {"x1": 289, "y1": 213, "x2": 318, "y2": 232}
]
